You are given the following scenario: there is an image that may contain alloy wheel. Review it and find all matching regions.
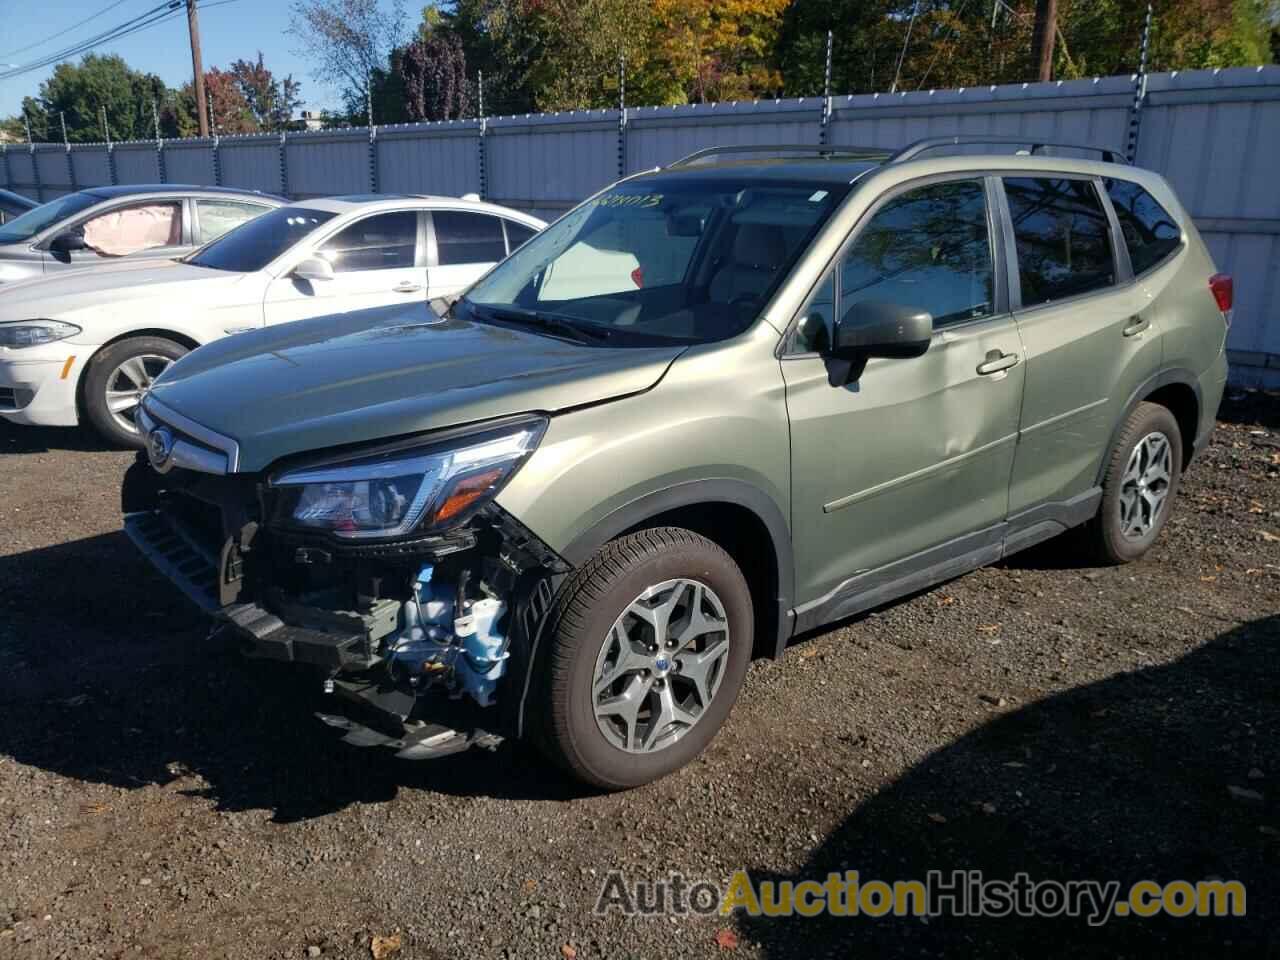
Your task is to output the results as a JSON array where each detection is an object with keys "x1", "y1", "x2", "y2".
[
  {"x1": 592, "y1": 577, "x2": 731, "y2": 754},
  {"x1": 1119, "y1": 431, "x2": 1173, "y2": 540},
  {"x1": 104, "y1": 354, "x2": 172, "y2": 436}
]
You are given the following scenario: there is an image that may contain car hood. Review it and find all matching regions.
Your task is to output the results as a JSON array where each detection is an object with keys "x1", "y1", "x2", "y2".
[
  {"x1": 0, "y1": 259, "x2": 243, "y2": 320},
  {"x1": 148, "y1": 302, "x2": 685, "y2": 472}
]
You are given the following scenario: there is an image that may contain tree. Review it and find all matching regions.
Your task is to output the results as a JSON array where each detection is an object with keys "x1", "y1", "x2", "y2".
[
  {"x1": 648, "y1": 0, "x2": 789, "y2": 103},
  {"x1": 17, "y1": 53, "x2": 170, "y2": 142},
  {"x1": 401, "y1": 30, "x2": 470, "y2": 120},
  {"x1": 520, "y1": 0, "x2": 656, "y2": 111},
  {"x1": 288, "y1": 0, "x2": 408, "y2": 122},
  {"x1": 341, "y1": 52, "x2": 410, "y2": 124},
  {"x1": 779, "y1": 0, "x2": 1277, "y2": 95},
  {"x1": 230, "y1": 53, "x2": 304, "y2": 130}
]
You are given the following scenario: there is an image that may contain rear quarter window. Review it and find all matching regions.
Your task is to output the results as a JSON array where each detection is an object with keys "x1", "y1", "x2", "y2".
[{"x1": 1104, "y1": 179, "x2": 1183, "y2": 276}]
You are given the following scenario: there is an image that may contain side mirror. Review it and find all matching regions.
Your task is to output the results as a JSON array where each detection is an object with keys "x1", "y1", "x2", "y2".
[
  {"x1": 49, "y1": 228, "x2": 88, "y2": 254},
  {"x1": 292, "y1": 256, "x2": 335, "y2": 282},
  {"x1": 833, "y1": 300, "x2": 933, "y2": 361}
]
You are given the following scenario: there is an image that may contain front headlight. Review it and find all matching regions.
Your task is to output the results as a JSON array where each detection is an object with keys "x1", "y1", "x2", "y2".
[
  {"x1": 269, "y1": 418, "x2": 546, "y2": 540},
  {"x1": 0, "y1": 320, "x2": 82, "y2": 348}
]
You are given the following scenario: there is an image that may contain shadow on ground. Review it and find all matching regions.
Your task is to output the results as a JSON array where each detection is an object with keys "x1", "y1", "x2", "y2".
[
  {"x1": 1, "y1": 421, "x2": 117, "y2": 455},
  {"x1": 1217, "y1": 387, "x2": 1280, "y2": 429},
  {"x1": 739, "y1": 613, "x2": 1280, "y2": 958},
  {"x1": 0, "y1": 532, "x2": 584, "y2": 823}
]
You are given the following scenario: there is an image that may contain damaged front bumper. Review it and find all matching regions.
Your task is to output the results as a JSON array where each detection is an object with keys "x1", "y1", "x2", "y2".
[{"x1": 122, "y1": 455, "x2": 566, "y2": 759}]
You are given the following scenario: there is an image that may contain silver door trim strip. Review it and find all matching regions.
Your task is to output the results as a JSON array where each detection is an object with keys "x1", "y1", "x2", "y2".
[{"x1": 823, "y1": 431, "x2": 1018, "y2": 513}]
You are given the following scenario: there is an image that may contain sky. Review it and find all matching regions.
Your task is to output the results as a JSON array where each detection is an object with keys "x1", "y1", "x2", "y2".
[{"x1": 0, "y1": 0, "x2": 336, "y2": 118}]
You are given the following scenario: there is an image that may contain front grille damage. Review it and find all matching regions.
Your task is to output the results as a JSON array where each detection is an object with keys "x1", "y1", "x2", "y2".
[{"x1": 122, "y1": 455, "x2": 568, "y2": 759}]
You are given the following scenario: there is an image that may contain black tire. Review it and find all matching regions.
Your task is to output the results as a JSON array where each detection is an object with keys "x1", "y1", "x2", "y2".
[
  {"x1": 534, "y1": 527, "x2": 753, "y2": 790},
  {"x1": 1085, "y1": 401, "x2": 1183, "y2": 564},
  {"x1": 83, "y1": 336, "x2": 188, "y2": 448}
]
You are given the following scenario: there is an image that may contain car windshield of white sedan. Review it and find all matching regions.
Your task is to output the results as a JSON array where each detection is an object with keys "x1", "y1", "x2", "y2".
[
  {"x1": 0, "y1": 191, "x2": 98, "y2": 244},
  {"x1": 463, "y1": 178, "x2": 848, "y2": 345},
  {"x1": 187, "y1": 206, "x2": 336, "y2": 273}
]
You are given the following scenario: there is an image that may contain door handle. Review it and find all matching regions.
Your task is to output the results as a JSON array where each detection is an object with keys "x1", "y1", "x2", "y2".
[
  {"x1": 393, "y1": 281, "x2": 423, "y2": 294},
  {"x1": 1122, "y1": 315, "x2": 1150, "y2": 337},
  {"x1": 976, "y1": 350, "x2": 1020, "y2": 376}
]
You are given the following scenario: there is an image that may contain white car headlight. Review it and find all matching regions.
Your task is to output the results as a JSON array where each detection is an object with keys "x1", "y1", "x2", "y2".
[
  {"x1": 0, "y1": 320, "x2": 81, "y2": 348},
  {"x1": 269, "y1": 418, "x2": 546, "y2": 539}
]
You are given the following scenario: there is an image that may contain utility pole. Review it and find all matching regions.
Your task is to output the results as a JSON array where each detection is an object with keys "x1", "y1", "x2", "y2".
[
  {"x1": 1031, "y1": 0, "x2": 1058, "y2": 82},
  {"x1": 187, "y1": 0, "x2": 209, "y2": 137}
]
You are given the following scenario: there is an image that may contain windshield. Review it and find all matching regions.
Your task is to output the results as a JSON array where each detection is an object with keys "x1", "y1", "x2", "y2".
[
  {"x1": 463, "y1": 177, "x2": 848, "y2": 345},
  {"x1": 187, "y1": 206, "x2": 336, "y2": 273},
  {"x1": 0, "y1": 191, "x2": 98, "y2": 244}
]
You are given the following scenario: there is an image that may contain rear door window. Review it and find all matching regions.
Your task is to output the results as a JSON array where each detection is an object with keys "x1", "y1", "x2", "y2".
[
  {"x1": 318, "y1": 211, "x2": 418, "y2": 272},
  {"x1": 196, "y1": 200, "x2": 270, "y2": 244},
  {"x1": 433, "y1": 211, "x2": 507, "y2": 265},
  {"x1": 1003, "y1": 177, "x2": 1115, "y2": 307},
  {"x1": 1104, "y1": 179, "x2": 1183, "y2": 276}
]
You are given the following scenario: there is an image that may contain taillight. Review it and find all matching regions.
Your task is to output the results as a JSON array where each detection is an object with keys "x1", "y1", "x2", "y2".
[{"x1": 1209, "y1": 273, "x2": 1233, "y2": 316}]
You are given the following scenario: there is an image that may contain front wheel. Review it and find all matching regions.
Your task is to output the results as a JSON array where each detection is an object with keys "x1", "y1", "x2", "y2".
[
  {"x1": 83, "y1": 336, "x2": 187, "y2": 448},
  {"x1": 536, "y1": 528, "x2": 753, "y2": 790},
  {"x1": 1085, "y1": 401, "x2": 1183, "y2": 564}
]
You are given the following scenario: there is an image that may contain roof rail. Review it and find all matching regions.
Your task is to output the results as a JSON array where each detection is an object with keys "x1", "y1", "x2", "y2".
[
  {"x1": 667, "y1": 143, "x2": 893, "y2": 168},
  {"x1": 889, "y1": 136, "x2": 1127, "y2": 165}
]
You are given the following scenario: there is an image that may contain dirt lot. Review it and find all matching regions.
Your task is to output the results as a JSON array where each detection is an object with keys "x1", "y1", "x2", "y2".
[{"x1": 1, "y1": 392, "x2": 1277, "y2": 960}]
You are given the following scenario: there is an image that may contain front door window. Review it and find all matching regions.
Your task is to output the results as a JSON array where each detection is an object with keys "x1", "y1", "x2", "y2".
[{"x1": 81, "y1": 202, "x2": 182, "y2": 257}]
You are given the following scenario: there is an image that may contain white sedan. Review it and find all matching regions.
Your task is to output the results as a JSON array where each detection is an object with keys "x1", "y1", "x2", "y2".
[{"x1": 0, "y1": 194, "x2": 544, "y2": 446}]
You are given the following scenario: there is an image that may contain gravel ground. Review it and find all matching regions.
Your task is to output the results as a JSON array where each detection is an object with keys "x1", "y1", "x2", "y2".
[{"x1": 1, "y1": 391, "x2": 1277, "y2": 960}]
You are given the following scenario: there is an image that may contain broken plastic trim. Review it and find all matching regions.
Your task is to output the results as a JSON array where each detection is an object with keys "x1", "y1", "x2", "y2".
[{"x1": 316, "y1": 713, "x2": 503, "y2": 760}]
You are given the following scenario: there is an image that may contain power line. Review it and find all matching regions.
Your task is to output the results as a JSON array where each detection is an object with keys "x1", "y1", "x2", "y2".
[
  {"x1": 0, "y1": 0, "x2": 137, "y2": 60},
  {"x1": 890, "y1": 0, "x2": 921, "y2": 94},
  {"x1": 0, "y1": 2, "x2": 183, "y2": 81},
  {"x1": 916, "y1": 0, "x2": 974, "y2": 90}
]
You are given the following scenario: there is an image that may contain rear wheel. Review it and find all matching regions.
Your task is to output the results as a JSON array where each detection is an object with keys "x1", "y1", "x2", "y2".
[
  {"x1": 83, "y1": 336, "x2": 187, "y2": 448},
  {"x1": 536, "y1": 527, "x2": 753, "y2": 790},
  {"x1": 1085, "y1": 401, "x2": 1183, "y2": 564}
]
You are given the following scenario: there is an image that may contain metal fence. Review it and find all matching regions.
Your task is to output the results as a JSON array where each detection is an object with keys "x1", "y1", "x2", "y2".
[{"x1": 3, "y1": 65, "x2": 1278, "y2": 385}]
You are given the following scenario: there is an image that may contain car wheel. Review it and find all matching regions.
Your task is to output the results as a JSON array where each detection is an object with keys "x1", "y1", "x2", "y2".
[
  {"x1": 1086, "y1": 401, "x2": 1183, "y2": 564},
  {"x1": 83, "y1": 336, "x2": 187, "y2": 448},
  {"x1": 535, "y1": 527, "x2": 753, "y2": 790}
]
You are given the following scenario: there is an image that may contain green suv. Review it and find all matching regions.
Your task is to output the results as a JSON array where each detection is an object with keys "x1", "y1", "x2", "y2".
[{"x1": 123, "y1": 139, "x2": 1230, "y2": 789}]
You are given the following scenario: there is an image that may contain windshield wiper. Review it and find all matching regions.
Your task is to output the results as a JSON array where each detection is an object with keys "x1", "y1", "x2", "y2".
[{"x1": 470, "y1": 303, "x2": 611, "y2": 343}]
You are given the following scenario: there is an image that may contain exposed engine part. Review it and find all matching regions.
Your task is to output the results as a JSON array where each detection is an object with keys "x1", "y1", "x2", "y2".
[
  {"x1": 453, "y1": 595, "x2": 509, "y2": 708},
  {"x1": 123, "y1": 455, "x2": 570, "y2": 762},
  {"x1": 386, "y1": 563, "x2": 511, "y2": 707}
]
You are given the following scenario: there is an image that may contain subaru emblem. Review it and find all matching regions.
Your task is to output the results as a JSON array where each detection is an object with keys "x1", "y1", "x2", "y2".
[{"x1": 147, "y1": 427, "x2": 175, "y2": 472}]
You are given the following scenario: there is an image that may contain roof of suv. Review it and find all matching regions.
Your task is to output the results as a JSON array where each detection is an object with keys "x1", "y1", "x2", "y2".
[
  {"x1": 638, "y1": 138, "x2": 1139, "y2": 188},
  {"x1": 82, "y1": 184, "x2": 284, "y2": 201},
  {"x1": 638, "y1": 157, "x2": 883, "y2": 187}
]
